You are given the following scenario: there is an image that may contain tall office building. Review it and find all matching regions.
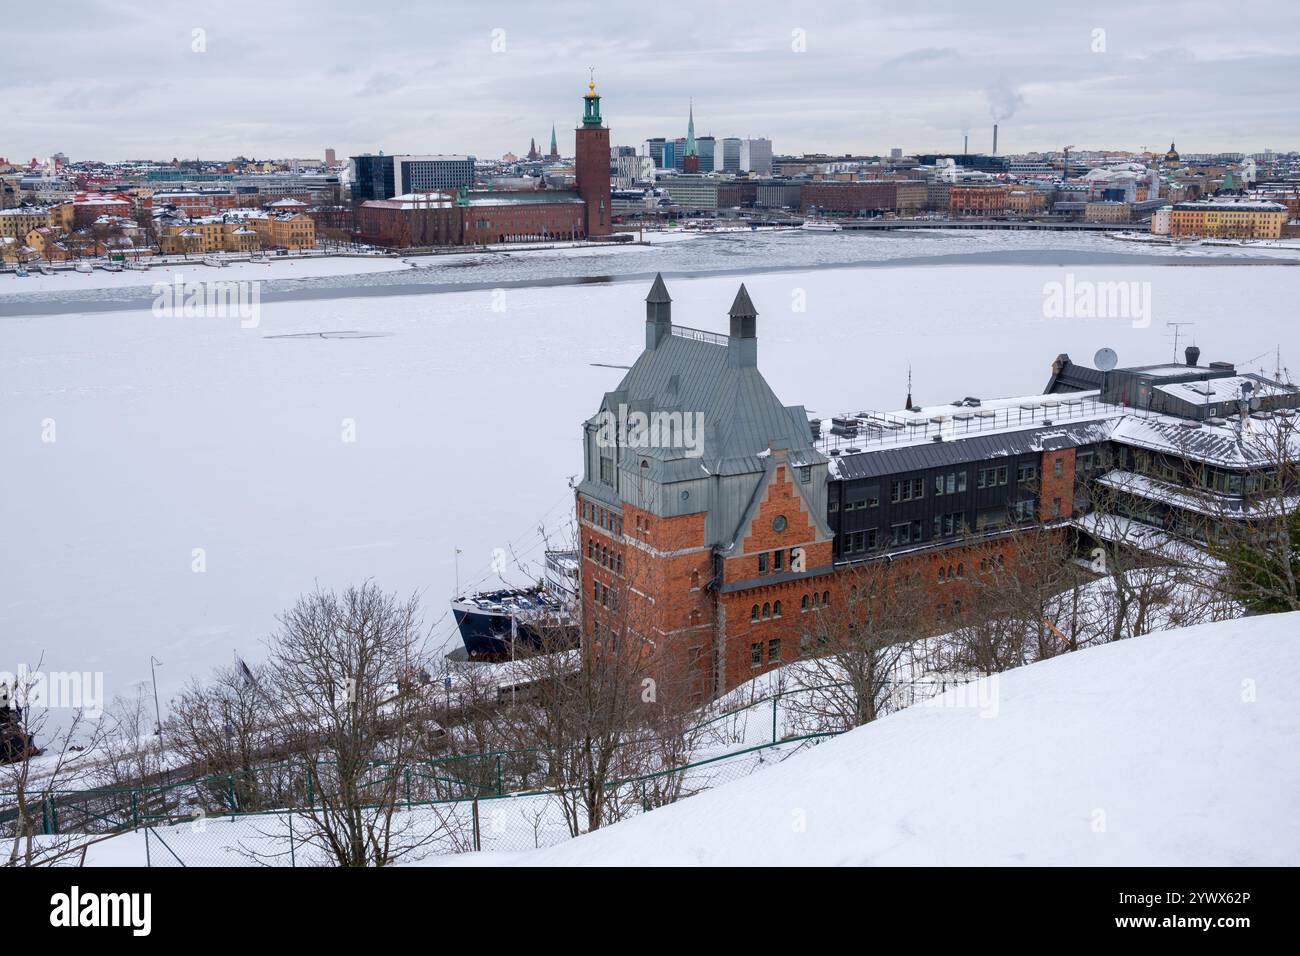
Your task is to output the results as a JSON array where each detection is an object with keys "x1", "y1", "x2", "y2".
[
  {"x1": 645, "y1": 138, "x2": 667, "y2": 168},
  {"x1": 740, "y1": 138, "x2": 773, "y2": 177},
  {"x1": 351, "y1": 153, "x2": 396, "y2": 201},
  {"x1": 697, "y1": 136, "x2": 716, "y2": 174},
  {"x1": 396, "y1": 156, "x2": 475, "y2": 193},
  {"x1": 721, "y1": 138, "x2": 742, "y2": 174}
]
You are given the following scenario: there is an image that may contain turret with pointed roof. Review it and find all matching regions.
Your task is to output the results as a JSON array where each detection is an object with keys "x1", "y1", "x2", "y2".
[
  {"x1": 646, "y1": 272, "x2": 672, "y2": 348},
  {"x1": 728, "y1": 283, "x2": 757, "y2": 368},
  {"x1": 549, "y1": 124, "x2": 559, "y2": 160}
]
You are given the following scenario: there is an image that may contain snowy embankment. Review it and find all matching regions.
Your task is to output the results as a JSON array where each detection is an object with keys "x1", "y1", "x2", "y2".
[{"x1": 460, "y1": 614, "x2": 1299, "y2": 866}]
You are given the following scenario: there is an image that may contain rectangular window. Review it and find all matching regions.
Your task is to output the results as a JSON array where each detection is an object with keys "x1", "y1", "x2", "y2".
[
  {"x1": 1052, "y1": 497, "x2": 1062, "y2": 517},
  {"x1": 751, "y1": 643, "x2": 763, "y2": 668},
  {"x1": 757, "y1": 552, "x2": 768, "y2": 574},
  {"x1": 982, "y1": 465, "x2": 1009, "y2": 487},
  {"x1": 844, "y1": 529, "x2": 876, "y2": 554},
  {"x1": 890, "y1": 520, "x2": 923, "y2": 546},
  {"x1": 799, "y1": 466, "x2": 812, "y2": 483},
  {"x1": 773, "y1": 549, "x2": 784, "y2": 572},
  {"x1": 768, "y1": 639, "x2": 781, "y2": 663},
  {"x1": 1054, "y1": 458, "x2": 1064, "y2": 479},
  {"x1": 1017, "y1": 462, "x2": 1037, "y2": 483},
  {"x1": 890, "y1": 478, "x2": 925, "y2": 503}
]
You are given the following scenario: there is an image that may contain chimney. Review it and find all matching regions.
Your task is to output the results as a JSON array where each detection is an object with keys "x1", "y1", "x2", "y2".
[
  {"x1": 645, "y1": 273, "x2": 672, "y2": 349},
  {"x1": 992, "y1": 124, "x2": 998, "y2": 156},
  {"x1": 963, "y1": 134, "x2": 968, "y2": 156},
  {"x1": 1185, "y1": 345, "x2": 1200, "y2": 367},
  {"x1": 727, "y1": 283, "x2": 757, "y2": 368}
]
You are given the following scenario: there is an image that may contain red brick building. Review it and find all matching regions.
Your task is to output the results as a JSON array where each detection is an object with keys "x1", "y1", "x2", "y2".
[
  {"x1": 356, "y1": 191, "x2": 586, "y2": 247},
  {"x1": 571, "y1": 277, "x2": 1146, "y2": 698},
  {"x1": 70, "y1": 191, "x2": 132, "y2": 227},
  {"x1": 142, "y1": 189, "x2": 237, "y2": 218}
]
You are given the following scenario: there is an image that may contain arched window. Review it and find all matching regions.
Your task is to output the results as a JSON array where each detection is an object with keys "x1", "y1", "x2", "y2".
[
  {"x1": 690, "y1": 570, "x2": 700, "y2": 590},
  {"x1": 762, "y1": 602, "x2": 771, "y2": 619},
  {"x1": 773, "y1": 600, "x2": 782, "y2": 617},
  {"x1": 587, "y1": 538, "x2": 593, "y2": 558},
  {"x1": 801, "y1": 594, "x2": 809, "y2": 610},
  {"x1": 938, "y1": 567, "x2": 946, "y2": 583},
  {"x1": 957, "y1": 562, "x2": 965, "y2": 578},
  {"x1": 812, "y1": 592, "x2": 820, "y2": 608},
  {"x1": 823, "y1": 590, "x2": 830, "y2": 606},
  {"x1": 751, "y1": 604, "x2": 759, "y2": 621}
]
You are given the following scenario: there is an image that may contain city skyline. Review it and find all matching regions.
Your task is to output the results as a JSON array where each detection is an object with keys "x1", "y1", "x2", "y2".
[{"x1": 4, "y1": 0, "x2": 1299, "y2": 162}]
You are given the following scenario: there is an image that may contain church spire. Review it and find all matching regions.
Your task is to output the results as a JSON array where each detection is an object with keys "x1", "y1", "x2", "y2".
[
  {"x1": 549, "y1": 124, "x2": 558, "y2": 159},
  {"x1": 685, "y1": 100, "x2": 697, "y2": 156}
]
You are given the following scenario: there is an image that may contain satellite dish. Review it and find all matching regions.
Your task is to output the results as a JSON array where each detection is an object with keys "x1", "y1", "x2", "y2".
[{"x1": 1094, "y1": 347, "x2": 1119, "y2": 372}]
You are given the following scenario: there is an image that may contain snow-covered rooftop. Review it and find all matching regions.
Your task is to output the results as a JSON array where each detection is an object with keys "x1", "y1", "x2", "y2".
[{"x1": 816, "y1": 390, "x2": 1126, "y2": 458}]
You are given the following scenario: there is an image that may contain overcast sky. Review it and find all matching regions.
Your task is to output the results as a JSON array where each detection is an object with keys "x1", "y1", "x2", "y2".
[{"x1": 5, "y1": 0, "x2": 1297, "y2": 163}]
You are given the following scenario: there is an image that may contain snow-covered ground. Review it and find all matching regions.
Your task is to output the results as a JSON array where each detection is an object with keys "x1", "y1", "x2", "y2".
[
  {"x1": 2, "y1": 254, "x2": 1297, "y2": 709},
  {"x1": 454, "y1": 613, "x2": 1300, "y2": 866}
]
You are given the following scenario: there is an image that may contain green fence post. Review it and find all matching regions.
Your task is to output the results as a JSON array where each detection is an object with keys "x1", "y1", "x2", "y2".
[
  {"x1": 306, "y1": 767, "x2": 314, "y2": 809},
  {"x1": 495, "y1": 755, "x2": 503, "y2": 796},
  {"x1": 131, "y1": 791, "x2": 139, "y2": 829},
  {"x1": 404, "y1": 768, "x2": 411, "y2": 809},
  {"x1": 772, "y1": 693, "x2": 779, "y2": 743},
  {"x1": 228, "y1": 775, "x2": 237, "y2": 812},
  {"x1": 288, "y1": 813, "x2": 296, "y2": 868},
  {"x1": 41, "y1": 796, "x2": 54, "y2": 835}
]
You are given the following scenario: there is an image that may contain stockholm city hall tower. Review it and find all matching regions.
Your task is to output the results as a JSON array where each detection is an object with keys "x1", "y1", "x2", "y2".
[{"x1": 575, "y1": 75, "x2": 612, "y2": 237}]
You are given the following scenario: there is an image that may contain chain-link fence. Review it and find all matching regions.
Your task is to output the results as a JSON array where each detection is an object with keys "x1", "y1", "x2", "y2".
[
  {"x1": 136, "y1": 733, "x2": 836, "y2": 865},
  {"x1": 5, "y1": 672, "x2": 977, "y2": 858}
]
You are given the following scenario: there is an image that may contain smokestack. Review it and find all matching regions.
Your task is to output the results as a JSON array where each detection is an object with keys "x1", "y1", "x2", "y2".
[
  {"x1": 963, "y1": 134, "x2": 968, "y2": 156},
  {"x1": 993, "y1": 124, "x2": 998, "y2": 156}
]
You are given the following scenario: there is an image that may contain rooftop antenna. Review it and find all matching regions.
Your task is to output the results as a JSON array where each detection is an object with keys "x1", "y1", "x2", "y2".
[
  {"x1": 905, "y1": 365, "x2": 914, "y2": 411},
  {"x1": 1166, "y1": 322, "x2": 1193, "y2": 362}
]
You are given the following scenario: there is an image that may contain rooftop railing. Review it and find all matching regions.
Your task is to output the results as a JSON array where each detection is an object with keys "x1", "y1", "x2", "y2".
[{"x1": 815, "y1": 392, "x2": 1124, "y2": 454}]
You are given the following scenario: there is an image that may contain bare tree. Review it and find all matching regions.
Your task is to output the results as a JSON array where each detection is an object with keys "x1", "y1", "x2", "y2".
[
  {"x1": 787, "y1": 560, "x2": 938, "y2": 731},
  {"x1": 1203, "y1": 414, "x2": 1300, "y2": 613},
  {"x1": 258, "y1": 582, "x2": 447, "y2": 866},
  {"x1": 167, "y1": 661, "x2": 276, "y2": 810}
]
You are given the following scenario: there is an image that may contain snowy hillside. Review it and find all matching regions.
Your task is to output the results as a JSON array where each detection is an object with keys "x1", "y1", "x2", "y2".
[{"x1": 465, "y1": 614, "x2": 1300, "y2": 866}]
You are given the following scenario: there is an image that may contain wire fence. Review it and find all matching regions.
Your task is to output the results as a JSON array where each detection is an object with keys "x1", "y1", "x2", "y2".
[
  {"x1": 138, "y1": 733, "x2": 837, "y2": 866},
  {"x1": 4, "y1": 672, "x2": 976, "y2": 851}
]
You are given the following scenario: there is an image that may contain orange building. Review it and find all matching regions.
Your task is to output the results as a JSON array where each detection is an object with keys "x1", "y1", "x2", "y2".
[{"x1": 948, "y1": 184, "x2": 1009, "y2": 217}]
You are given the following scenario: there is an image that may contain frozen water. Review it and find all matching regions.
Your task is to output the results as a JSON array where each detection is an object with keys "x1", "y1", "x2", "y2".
[{"x1": 1, "y1": 237, "x2": 1297, "y2": 709}]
